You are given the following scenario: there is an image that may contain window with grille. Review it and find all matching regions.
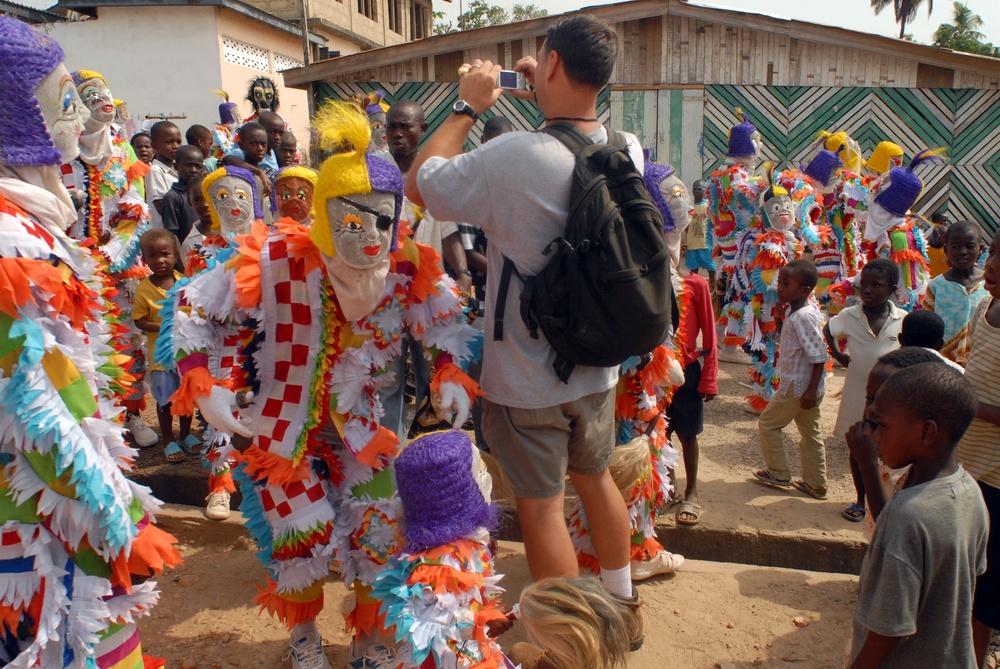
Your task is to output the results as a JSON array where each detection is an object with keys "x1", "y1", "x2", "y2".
[
  {"x1": 411, "y1": 1, "x2": 427, "y2": 39},
  {"x1": 222, "y1": 37, "x2": 270, "y2": 71},
  {"x1": 388, "y1": 0, "x2": 402, "y2": 34},
  {"x1": 274, "y1": 53, "x2": 304, "y2": 72},
  {"x1": 358, "y1": 0, "x2": 377, "y2": 21}
]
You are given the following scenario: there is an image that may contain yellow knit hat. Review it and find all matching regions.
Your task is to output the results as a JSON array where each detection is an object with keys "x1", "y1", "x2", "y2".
[{"x1": 867, "y1": 141, "x2": 904, "y2": 175}]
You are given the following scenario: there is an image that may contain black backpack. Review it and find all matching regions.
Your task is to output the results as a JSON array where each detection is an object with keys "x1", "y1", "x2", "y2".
[{"x1": 494, "y1": 122, "x2": 674, "y2": 383}]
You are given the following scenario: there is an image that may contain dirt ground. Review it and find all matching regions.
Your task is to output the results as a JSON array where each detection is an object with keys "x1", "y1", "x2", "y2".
[{"x1": 143, "y1": 505, "x2": 858, "y2": 669}]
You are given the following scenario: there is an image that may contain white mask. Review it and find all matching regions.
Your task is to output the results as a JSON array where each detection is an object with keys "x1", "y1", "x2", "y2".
[
  {"x1": 326, "y1": 191, "x2": 394, "y2": 270},
  {"x1": 208, "y1": 175, "x2": 256, "y2": 241},
  {"x1": 77, "y1": 77, "x2": 115, "y2": 127},
  {"x1": 36, "y1": 64, "x2": 88, "y2": 163},
  {"x1": 763, "y1": 194, "x2": 795, "y2": 233}
]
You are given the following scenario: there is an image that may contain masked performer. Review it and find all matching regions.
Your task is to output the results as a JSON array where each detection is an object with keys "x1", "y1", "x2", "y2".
[
  {"x1": 211, "y1": 90, "x2": 241, "y2": 161},
  {"x1": 271, "y1": 165, "x2": 317, "y2": 225},
  {"x1": 246, "y1": 76, "x2": 278, "y2": 123},
  {"x1": 62, "y1": 69, "x2": 157, "y2": 449},
  {"x1": 0, "y1": 17, "x2": 180, "y2": 668},
  {"x1": 161, "y1": 101, "x2": 479, "y2": 669}
]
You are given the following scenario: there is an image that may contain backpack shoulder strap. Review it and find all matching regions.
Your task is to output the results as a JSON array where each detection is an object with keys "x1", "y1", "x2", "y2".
[{"x1": 539, "y1": 122, "x2": 594, "y2": 155}]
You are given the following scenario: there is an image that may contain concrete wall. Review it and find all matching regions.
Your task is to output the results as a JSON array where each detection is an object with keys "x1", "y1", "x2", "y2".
[{"x1": 50, "y1": 6, "x2": 222, "y2": 130}]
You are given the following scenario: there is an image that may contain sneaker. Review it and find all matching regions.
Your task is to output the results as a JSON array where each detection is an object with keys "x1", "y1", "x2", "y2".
[
  {"x1": 610, "y1": 587, "x2": 645, "y2": 651},
  {"x1": 283, "y1": 630, "x2": 330, "y2": 669},
  {"x1": 125, "y1": 414, "x2": 158, "y2": 448},
  {"x1": 348, "y1": 642, "x2": 395, "y2": 669},
  {"x1": 630, "y1": 550, "x2": 684, "y2": 580},
  {"x1": 718, "y1": 345, "x2": 751, "y2": 365},
  {"x1": 205, "y1": 491, "x2": 231, "y2": 521}
]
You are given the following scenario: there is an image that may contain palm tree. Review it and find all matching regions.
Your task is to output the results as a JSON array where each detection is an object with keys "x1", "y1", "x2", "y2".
[
  {"x1": 871, "y1": 0, "x2": 934, "y2": 39},
  {"x1": 934, "y1": 1, "x2": 985, "y2": 43}
]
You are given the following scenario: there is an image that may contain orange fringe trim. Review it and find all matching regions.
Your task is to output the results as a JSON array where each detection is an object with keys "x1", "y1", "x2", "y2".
[
  {"x1": 632, "y1": 536, "x2": 666, "y2": 562},
  {"x1": 128, "y1": 523, "x2": 183, "y2": 578},
  {"x1": 577, "y1": 550, "x2": 601, "y2": 574},
  {"x1": 430, "y1": 363, "x2": 484, "y2": 403},
  {"x1": 400, "y1": 238, "x2": 444, "y2": 305},
  {"x1": 274, "y1": 218, "x2": 322, "y2": 274},
  {"x1": 239, "y1": 445, "x2": 311, "y2": 486},
  {"x1": 408, "y1": 564, "x2": 483, "y2": 595},
  {"x1": 209, "y1": 471, "x2": 236, "y2": 494},
  {"x1": 745, "y1": 394, "x2": 769, "y2": 412},
  {"x1": 723, "y1": 335, "x2": 744, "y2": 347},
  {"x1": 229, "y1": 221, "x2": 270, "y2": 310},
  {"x1": 354, "y1": 425, "x2": 399, "y2": 468},
  {"x1": 344, "y1": 599, "x2": 387, "y2": 637},
  {"x1": 126, "y1": 158, "x2": 150, "y2": 186},
  {"x1": 169, "y1": 367, "x2": 223, "y2": 416},
  {"x1": 638, "y1": 345, "x2": 672, "y2": 389},
  {"x1": 0, "y1": 257, "x2": 102, "y2": 328},
  {"x1": 891, "y1": 248, "x2": 929, "y2": 269},
  {"x1": 143, "y1": 657, "x2": 166, "y2": 669},
  {"x1": 472, "y1": 607, "x2": 508, "y2": 645},
  {"x1": 255, "y1": 575, "x2": 324, "y2": 630}
]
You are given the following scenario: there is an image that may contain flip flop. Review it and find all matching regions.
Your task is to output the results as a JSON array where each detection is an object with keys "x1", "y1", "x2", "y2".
[
  {"x1": 792, "y1": 479, "x2": 829, "y2": 500},
  {"x1": 164, "y1": 441, "x2": 186, "y2": 463},
  {"x1": 676, "y1": 501, "x2": 702, "y2": 526},
  {"x1": 842, "y1": 502, "x2": 866, "y2": 522},
  {"x1": 180, "y1": 434, "x2": 202, "y2": 456},
  {"x1": 752, "y1": 469, "x2": 792, "y2": 488}
]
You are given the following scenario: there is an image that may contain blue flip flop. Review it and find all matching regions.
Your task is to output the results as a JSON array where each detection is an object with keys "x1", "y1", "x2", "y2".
[
  {"x1": 180, "y1": 434, "x2": 202, "y2": 456},
  {"x1": 164, "y1": 441, "x2": 186, "y2": 463}
]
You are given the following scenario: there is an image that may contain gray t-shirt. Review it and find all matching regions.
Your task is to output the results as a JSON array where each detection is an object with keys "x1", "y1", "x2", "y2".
[
  {"x1": 848, "y1": 467, "x2": 988, "y2": 668},
  {"x1": 417, "y1": 127, "x2": 644, "y2": 409}
]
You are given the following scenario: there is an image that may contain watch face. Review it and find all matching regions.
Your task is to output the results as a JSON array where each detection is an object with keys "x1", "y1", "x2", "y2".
[{"x1": 453, "y1": 101, "x2": 474, "y2": 118}]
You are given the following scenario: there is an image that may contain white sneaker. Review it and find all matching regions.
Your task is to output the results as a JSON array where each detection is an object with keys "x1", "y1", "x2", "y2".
[
  {"x1": 125, "y1": 414, "x2": 158, "y2": 448},
  {"x1": 205, "y1": 491, "x2": 231, "y2": 521},
  {"x1": 630, "y1": 550, "x2": 684, "y2": 580},
  {"x1": 348, "y1": 641, "x2": 396, "y2": 669},
  {"x1": 718, "y1": 346, "x2": 751, "y2": 364},
  {"x1": 284, "y1": 630, "x2": 330, "y2": 669}
]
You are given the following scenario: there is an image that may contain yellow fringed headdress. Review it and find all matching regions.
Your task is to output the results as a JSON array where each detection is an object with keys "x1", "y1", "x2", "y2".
[
  {"x1": 72, "y1": 69, "x2": 107, "y2": 87},
  {"x1": 817, "y1": 130, "x2": 862, "y2": 174},
  {"x1": 867, "y1": 141, "x2": 904, "y2": 175}
]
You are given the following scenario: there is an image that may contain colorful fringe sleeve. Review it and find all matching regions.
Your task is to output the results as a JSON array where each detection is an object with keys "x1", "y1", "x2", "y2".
[{"x1": 372, "y1": 538, "x2": 508, "y2": 669}]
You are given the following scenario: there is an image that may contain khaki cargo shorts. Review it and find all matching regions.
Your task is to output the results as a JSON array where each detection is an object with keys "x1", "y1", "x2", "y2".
[{"x1": 481, "y1": 387, "x2": 615, "y2": 498}]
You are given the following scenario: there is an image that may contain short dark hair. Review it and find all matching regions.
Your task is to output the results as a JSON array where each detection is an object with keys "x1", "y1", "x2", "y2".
[
  {"x1": 544, "y1": 16, "x2": 617, "y2": 89},
  {"x1": 944, "y1": 220, "x2": 982, "y2": 245},
  {"x1": 930, "y1": 209, "x2": 951, "y2": 225},
  {"x1": 482, "y1": 115, "x2": 514, "y2": 142},
  {"x1": 280, "y1": 130, "x2": 297, "y2": 145},
  {"x1": 239, "y1": 122, "x2": 267, "y2": 140},
  {"x1": 174, "y1": 144, "x2": 204, "y2": 165},
  {"x1": 782, "y1": 259, "x2": 818, "y2": 291},
  {"x1": 861, "y1": 258, "x2": 900, "y2": 288},
  {"x1": 139, "y1": 227, "x2": 181, "y2": 258},
  {"x1": 186, "y1": 124, "x2": 213, "y2": 145},
  {"x1": 900, "y1": 310, "x2": 946, "y2": 349},
  {"x1": 877, "y1": 346, "x2": 942, "y2": 370},
  {"x1": 878, "y1": 362, "x2": 978, "y2": 444},
  {"x1": 130, "y1": 131, "x2": 151, "y2": 147},
  {"x1": 150, "y1": 121, "x2": 179, "y2": 142}
]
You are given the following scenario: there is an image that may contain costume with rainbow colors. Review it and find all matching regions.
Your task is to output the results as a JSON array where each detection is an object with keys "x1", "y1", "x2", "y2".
[
  {"x1": 161, "y1": 102, "x2": 479, "y2": 666},
  {"x1": 0, "y1": 17, "x2": 179, "y2": 669}
]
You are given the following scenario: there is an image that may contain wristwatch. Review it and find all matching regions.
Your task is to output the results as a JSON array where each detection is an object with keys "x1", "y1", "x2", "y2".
[{"x1": 452, "y1": 100, "x2": 479, "y2": 122}]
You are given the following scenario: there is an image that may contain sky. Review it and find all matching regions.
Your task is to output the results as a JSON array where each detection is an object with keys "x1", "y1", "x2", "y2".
[{"x1": 437, "y1": 0, "x2": 1000, "y2": 47}]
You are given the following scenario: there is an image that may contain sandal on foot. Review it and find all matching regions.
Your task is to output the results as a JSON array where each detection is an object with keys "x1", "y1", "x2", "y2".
[
  {"x1": 676, "y1": 500, "x2": 702, "y2": 526},
  {"x1": 752, "y1": 470, "x2": 792, "y2": 488},
  {"x1": 180, "y1": 433, "x2": 202, "y2": 456},
  {"x1": 842, "y1": 502, "x2": 866, "y2": 522},
  {"x1": 792, "y1": 479, "x2": 829, "y2": 500},
  {"x1": 164, "y1": 441, "x2": 186, "y2": 463}
]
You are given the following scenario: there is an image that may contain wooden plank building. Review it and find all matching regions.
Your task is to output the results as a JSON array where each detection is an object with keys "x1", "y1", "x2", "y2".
[{"x1": 284, "y1": 0, "x2": 1000, "y2": 227}]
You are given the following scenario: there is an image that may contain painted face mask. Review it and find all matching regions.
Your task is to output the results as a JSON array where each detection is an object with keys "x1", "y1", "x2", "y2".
[
  {"x1": 209, "y1": 174, "x2": 256, "y2": 240},
  {"x1": 326, "y1": 191, "x2": 394, "y2": 269},
  {"x1": 762, "y1": 192, "x2": 795, "y2": 233},
  {"x1": 276, "y1": 176, "x2": 314, "y2": 223},
  {"x1": 251, "y1": 79, "x2": 276, "y2": 112},
  {"x1": 368, "y1": 110, "x2": 388, "y2": 153},
  {"x1": 37, "y1": 64, "x2": 88, "y2": 163},
  {"x1": 78, "y1": 77, "x2": 114, "y2": 126}
]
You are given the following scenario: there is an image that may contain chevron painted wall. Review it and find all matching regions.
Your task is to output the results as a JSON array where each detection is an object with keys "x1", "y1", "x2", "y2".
[
  {"x1": 314, "y1": 81, "x2": 611, "y2": 151},
  {"x1": 704, "y1": 85, "x2": 1000, "y2": 233}
]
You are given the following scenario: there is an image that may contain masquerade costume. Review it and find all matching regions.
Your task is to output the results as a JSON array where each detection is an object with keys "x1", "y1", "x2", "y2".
[
  {"x1": 211, "y1": 90, "x2": 241, "y2": 162},
  {"x1": 371, "y1": 430, "x2": 508, "y2": 669},
  {"x1": 0, "y1": 17, "x2": 179, "y2": 668},
  {"x1": 245, "y1": 77, "x2": 279, "y2": 123},
  {"x1": 160, "y1": 103, "x2": 479, "y2": 656}
]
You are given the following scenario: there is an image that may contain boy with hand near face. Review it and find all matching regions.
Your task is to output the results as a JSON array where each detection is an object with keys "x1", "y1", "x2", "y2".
[
  {"x1": 146, "y1": 120, "x2": 182, "y2": 227},
  {"x1": 847, "y1": 362, "x2": 986, "y2": 669}
]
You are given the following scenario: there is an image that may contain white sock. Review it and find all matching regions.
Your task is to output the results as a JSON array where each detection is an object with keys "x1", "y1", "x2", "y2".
[
  {"x1": 600, "y1": 564, "x2": 633, "y2": 599},
  {"x1": 291, "y1": 621, "x2": 318, "y2": 641}
]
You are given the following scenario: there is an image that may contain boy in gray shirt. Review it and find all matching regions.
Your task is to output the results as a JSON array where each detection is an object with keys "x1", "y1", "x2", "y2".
[{"x1": 847, "y1": 362, "x2": 988, "y2": 668}]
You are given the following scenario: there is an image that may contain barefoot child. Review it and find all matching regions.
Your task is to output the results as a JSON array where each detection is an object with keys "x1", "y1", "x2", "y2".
[
  {"x1": 824, "y1": 259, "x2": 903, "y2": 521},
  {"x1": 133, "y1": 228, "x2": 198, "y2": 462},
  {"x1": 924, "y1": 220, "x2": 988, "y2": 366},
  {"x1": 752, "y1": 260, "x2": 828, "y2": 499},
  {"x1": 847, "y1": 363, "x2": 986, "y2": 668}
]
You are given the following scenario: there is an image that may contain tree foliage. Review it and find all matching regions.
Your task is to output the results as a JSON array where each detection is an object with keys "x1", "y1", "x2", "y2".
[
  {"x1": 933, "y1": 1, "x2": 1000, "y2": 57},
  {"x1": 870, "y1": 0, "x2": 934, "y2": 39},
  {"x1": 434, "y1": 0, "x2": 547, "y2": 34}
]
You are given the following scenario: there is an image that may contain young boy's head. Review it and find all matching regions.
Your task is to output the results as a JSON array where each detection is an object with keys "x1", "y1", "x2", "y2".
[
  {"x1": 943, "y1": 220, "x2": 982, "y2": 272},
  {"x1": 185, "y1": 124, "x2": 214, "y2": 159},
  {"x1": 776, "y1": 259, "x2": 818, "y2": 305},
  {"x1": 872, "y1": 362, "x2": 977, "y2": 469},
  {"x1": 140, "y1": 228, "x2": 181, "y2": 277},
  {"x1": 692, "y1": 179, "x2": 707, "y2": 203},
  {"x1": 174, "y1": 145, "x2": 206, "y2": 185},
  {"x1": 859, "y1": 259, "x2": 898, "y2": 308},
  {"x1": 150, "y1": 121, "x2": 182, "y2": 165},
  {"x1": 238, "y1": 122, "x2": 268, "y2": 166},
  {"x1": 258, "y1": 111, "x2": 285, "y2": 154},
  {"x1": 865, "y1": 347, "x2": 942, "y2": 422},
  {"x1": 899, "y1": 310, "x2": 946, "y2": 350},
  {"x1": 277, "y1": 130, "x2": 298, "y2": 169},
  {"x1": 130, "y1": 132, "x2": 154, "y2": 164},
  {"x1": 187, "y1": 174, "x2": 213, "y2": 227}
]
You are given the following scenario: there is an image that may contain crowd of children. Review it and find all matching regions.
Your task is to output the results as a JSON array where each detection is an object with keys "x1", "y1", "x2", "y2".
[{"x1": 1, "y1": 13, "x2": 997, "y2": 669}]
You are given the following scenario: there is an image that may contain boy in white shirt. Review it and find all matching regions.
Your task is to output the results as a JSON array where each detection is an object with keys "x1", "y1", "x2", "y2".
[{"x1": 146, "y1": 120, "x2": 181, "y2": 228}]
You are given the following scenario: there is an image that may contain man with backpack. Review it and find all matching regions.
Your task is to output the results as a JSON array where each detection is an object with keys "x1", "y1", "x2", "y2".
[{"x1": 405, "y1": 15, "x2": 665, "y2": 653}]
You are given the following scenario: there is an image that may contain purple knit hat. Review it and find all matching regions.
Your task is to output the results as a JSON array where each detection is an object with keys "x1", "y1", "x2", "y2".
[
  {"x1": 802, "y1": 149, "x2": 844, "y2": 187},
  {"x1": 726, "y1": 113, "x2": 758, "y2": 157},
  {"x1": 0, "y1": 17, "x2": 67, "y2": 167},
  {"x1": 873, "y1": 148, "x2": 945, "y2": 217},
  {"x1": 394, "y1": 430, "x2": 499, "y2": 552},
  {"x1": 642, "y1": 152, "x2": 677, "y2": 232},
  {"x1": 365, "y1": 152, "x2": 404, "y2": 251}
]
